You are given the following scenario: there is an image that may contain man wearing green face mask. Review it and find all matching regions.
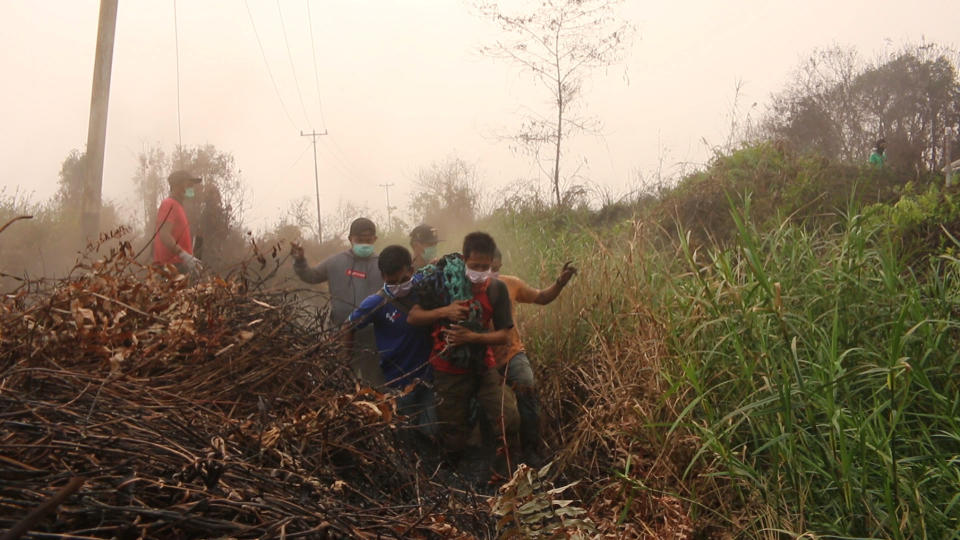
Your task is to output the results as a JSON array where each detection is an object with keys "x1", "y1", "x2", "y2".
[
  {"x1": 292, "y1": 217, "x2": 385, "y2": 385},
  {"x1": 153, "y1": 170, "x2": 203, "y2": 275},
  {"x1": 410, "y1": 224, "x2": 440, "y2": 269}
]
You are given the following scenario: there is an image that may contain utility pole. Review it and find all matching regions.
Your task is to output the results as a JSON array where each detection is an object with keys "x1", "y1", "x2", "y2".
[
  {"x1": 300, "y1": 129, "x2": 327, "y2": 241},
  {"x1": 81, "y1": 0, "x2": 119, "y2": 242},
  {"x1": 379, "y1": 182, "x2": 395, "y2": 232}
]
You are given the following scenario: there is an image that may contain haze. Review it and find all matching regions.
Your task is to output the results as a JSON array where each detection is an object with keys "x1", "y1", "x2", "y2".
[{"x1": 1, "y1": 0, "x2": 956, "y2": 233}]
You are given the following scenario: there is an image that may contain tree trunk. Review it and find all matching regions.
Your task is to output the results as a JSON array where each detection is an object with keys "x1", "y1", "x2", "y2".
[{"x1": 554, "y1": 104, "x2": 562, "y2": 207}]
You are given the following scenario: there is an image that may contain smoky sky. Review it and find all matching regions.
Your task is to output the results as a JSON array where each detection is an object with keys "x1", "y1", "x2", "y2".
[{"x1": 1, "y1": 1, "x2": 956, "y2": 233}]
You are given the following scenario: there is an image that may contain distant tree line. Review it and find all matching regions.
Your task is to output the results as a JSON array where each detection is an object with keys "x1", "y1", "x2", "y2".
[{"x1": 764, "y1": 42, "x2": 960, "y2": 177}]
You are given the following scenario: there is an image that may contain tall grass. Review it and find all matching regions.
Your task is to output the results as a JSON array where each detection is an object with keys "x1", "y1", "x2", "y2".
[
  {"x1": 664, "y1": 196, "x2": 960, "y2": 538},
  {"x1": 488, "y1": 193, "x2": 960, "y2": 538}
]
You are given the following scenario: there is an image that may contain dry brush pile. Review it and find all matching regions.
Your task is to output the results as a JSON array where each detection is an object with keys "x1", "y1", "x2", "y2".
[{"x1": 0, "y1": 239, "x2": 490, "y2": 539}]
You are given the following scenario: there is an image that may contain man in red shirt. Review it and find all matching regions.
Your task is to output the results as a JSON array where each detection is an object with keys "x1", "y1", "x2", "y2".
[
  {"x1": 153, "y1": 170, "x2": 202, "y2": 274},
  {"x1": 408, "y1": 232, "x2": 520, "y2": 479}
]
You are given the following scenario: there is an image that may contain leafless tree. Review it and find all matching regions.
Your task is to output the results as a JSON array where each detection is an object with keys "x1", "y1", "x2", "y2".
[{"x1": 478, "y1": 0, "x2": 633, "y2": 206}]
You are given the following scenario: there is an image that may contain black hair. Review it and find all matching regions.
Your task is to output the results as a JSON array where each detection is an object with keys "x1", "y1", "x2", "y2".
[
  {"x1": 493, "y1": 248, "x2": 502, "y2": 260},
  {"x1": 462, "y1": 231, "x2": 497, "y2": 259},
  {"x1": 378, "y1": 245, "x2": 412, "y2": 275},
  {"x1": 349, "y1": 217, "x2": 376, "y2": 237}
]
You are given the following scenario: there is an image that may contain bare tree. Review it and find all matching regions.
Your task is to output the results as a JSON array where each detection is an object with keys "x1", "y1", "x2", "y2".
[
  {"x1": 133, "y1": 146, "x2": 167, "y2": 232},
  {"x1": 478, "y1": 0, "x2": 633, "y2": 206}
]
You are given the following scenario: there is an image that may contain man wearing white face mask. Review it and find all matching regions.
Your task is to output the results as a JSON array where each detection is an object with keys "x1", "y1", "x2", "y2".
[
  {"x1": 153, "y1": 170, "x2": 203, "y2": 275},
  {"x1": 348, "y1": 245, "x2": 467, "y2": 438},
  {"x1": 292, "y1": 217, "x2": 384, "y2": 385},
  {"x1": 407, "y1": 232, "x2": 520, "y2": 481}
]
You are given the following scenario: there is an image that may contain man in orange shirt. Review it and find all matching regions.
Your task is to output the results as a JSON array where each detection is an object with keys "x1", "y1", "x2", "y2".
[
  {"x1": 491, "y1": 249, "x2": 576, "y2": 465},
  {"x1": 153, "y1": 170, "x2": 203, "y2": 275}
]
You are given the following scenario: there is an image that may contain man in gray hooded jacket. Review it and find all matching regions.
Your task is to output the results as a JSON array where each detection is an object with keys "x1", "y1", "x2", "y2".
[{"x1": 291, "y1": 217, "x2": 384, "y2": 385}]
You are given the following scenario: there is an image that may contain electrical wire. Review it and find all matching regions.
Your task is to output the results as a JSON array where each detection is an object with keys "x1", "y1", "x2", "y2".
[
  {"x1": 277, "y1": 0, "x2": 312, "y2": 128},
  {"x1": 244, "y1": 0, "x2": 299, "y2": 131},
  {"x1": 286, "y1": 139, "x2": 314, "y2": 174},
  {"x1": 318, "y1": 137, "x2": 367, "y2": 185},
  {"x1": 305, "y1": 0, "x2": 328, "y2": 131}
]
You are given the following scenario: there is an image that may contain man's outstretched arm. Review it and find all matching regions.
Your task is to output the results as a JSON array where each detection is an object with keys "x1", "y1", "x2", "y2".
[
  {"x1": 290, "y1": 242, "x2": 329, "y2": 284},
  {"x1": 532, "y1": 261, "x2": 577, "y2": 305}
]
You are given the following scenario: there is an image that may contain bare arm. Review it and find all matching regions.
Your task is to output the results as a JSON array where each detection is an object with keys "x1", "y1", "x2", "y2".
[
  {"x1": 290, "y1": 242, "x2": 329, "y2": 284},
  {"x1": 158, "y1": 221, "x2": 186, "y2": 257},
  {"x1": 407, "y1": 302, "x2": 470, "y2": 326},
  {"x1": 533, "y1": 261, "x2": 577, "y2": 305},
  {"x1": 444, "y1": 325, "x2": 511, "y2": 346}
]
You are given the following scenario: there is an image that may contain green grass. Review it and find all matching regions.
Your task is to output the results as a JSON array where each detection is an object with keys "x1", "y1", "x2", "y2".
[
  {"x1": 487, "y1": 189, "x2": 960, "y2": 538},
  {"x1": 662, "y1": 196, "x2": 960, "y2": 538}
]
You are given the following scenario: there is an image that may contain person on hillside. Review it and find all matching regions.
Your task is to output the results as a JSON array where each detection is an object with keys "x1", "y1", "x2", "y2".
[
  {"x1": 490, "y1": 249, "x2": 577, "y2": 466},
  {"x1": 407, "y1": 232, "x2": 520, "y2": 481},
  {"x1": 291, "y1": 217, "x2": 384, "y2": 385},
  {"x1": 153, "y1": 170, "x2": 203, "y2": 275},
  {"x1": 410, "y1": 224, "x2": 440, "y2": 269},
  {"x1": 869, "y1": 138, "x2": 887, "y2": 168},
  {"x1": 348, "y1": 245, "x2": 466, "y2": 439}
]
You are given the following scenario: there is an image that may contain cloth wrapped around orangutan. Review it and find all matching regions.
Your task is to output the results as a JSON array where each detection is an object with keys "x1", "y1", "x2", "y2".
[{"x1": 412, "y1": 253, "x2": 489, "y2": 373}]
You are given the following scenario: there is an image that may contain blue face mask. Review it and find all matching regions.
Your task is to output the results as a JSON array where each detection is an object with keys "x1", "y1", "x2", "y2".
[
  {"x1": 185, "y1": 187, "x2": 196, "y2": 199},
  {"x1": 422, "y1": 245, "x2": 437, "y2": 261},
  {"x1": 352, "y1": 244, "x2": 375, "y2": 258}
]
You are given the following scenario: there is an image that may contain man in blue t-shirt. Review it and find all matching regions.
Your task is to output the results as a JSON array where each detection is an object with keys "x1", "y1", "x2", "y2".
[{"x1": 348, "y1": 245, "x2": 466, "y2": 437}]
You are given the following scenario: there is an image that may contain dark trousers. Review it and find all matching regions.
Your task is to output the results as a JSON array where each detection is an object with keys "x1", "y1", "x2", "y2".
[
  {"x1": 434, "y1": 367, "x2": 520, "y2": 456},
  {"x1": 499, "y1": 352, "x2": 540, "y2": 453}
]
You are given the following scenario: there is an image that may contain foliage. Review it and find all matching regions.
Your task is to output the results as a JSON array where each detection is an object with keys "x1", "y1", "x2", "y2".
[
  {"x1": 55, "y1": 149, "x2": 86, "y2": 212},
  {"x1": 865, "y1": 182, "x2": 960, "y2": 262},
  {"x1": 653, "y1": 141, "x2": 913, "y2": 245},
  {"x1": 655, "y1": 198, "x2": 960, "y2": 537},
  {"x1": 133, "y1": 144, "x2": 249, "y2": 270},
  {"x1": 1, "y1": 152, "x2": 122, "y2": 284},
  {"x1": 478, "y1": 0, "x2": 633, "y2": 206},
  {"x1": 490, "y1": 463, "x2": 595, "y2": 538},
  {"x1": 409, "y1": 157, "x2": 480, "y2": 233},
  {"x1": 767, "y1": 43, "x2": 960, "y2": 174}
]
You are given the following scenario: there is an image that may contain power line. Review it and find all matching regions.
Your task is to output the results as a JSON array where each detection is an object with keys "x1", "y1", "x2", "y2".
[
  {"x1": 286, "y1": 139, "x2": 314, "y2": 174},
  {"x1": 244, "y1": 0, "x2": 298, "y2": 131},
  {"x1": 318, "y1": 137, "x2": 366, "y2": 185},
  {"x1": 277, "y1": 0, "x2": 312, "y2": 128},
  {"x1": 173, "y1": 0, "x2": 182, "y2": 147},
  {"x1": 305, "y1": 0, "x2": 328, "y2": 131}
]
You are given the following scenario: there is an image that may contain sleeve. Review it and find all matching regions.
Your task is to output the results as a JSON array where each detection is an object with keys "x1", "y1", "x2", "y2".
[
  {"x1": 489, "y1": 280, "x2": 514, "y2": 330},
  {"x1": 156, "y1": 199, "x2": 176, "y2": 226},
  {"x1": 293, "y1": 256, "x2": 330, "y2": 284},
  {"x1": 349, "y1": 293, "x2": 385, "y2": 329},
  {"x1": 504, "y1": 275, "x2": 539, "y2": 304}
]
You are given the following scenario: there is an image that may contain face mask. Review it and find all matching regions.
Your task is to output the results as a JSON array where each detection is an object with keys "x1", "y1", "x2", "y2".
[
  {"x1": 352, "y1": 244, "x2": 375, "y2": 258},
  {"x1": 422, "y1": 245, "x2": 437, "y2": 261},
  {"x1": 185, "y1": 187, "x2": 196, "y2": 199},
  {"x1": 384, "y1": 278, "x2": 414, "y2": 298},
  {"x1": 466, "y1": 267, "x2": 492, "y2": 285}
]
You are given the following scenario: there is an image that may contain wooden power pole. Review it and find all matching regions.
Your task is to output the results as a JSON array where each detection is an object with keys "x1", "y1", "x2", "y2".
[{"x1": 81, "y1": 0, "x2": 119, "y2": 242}]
